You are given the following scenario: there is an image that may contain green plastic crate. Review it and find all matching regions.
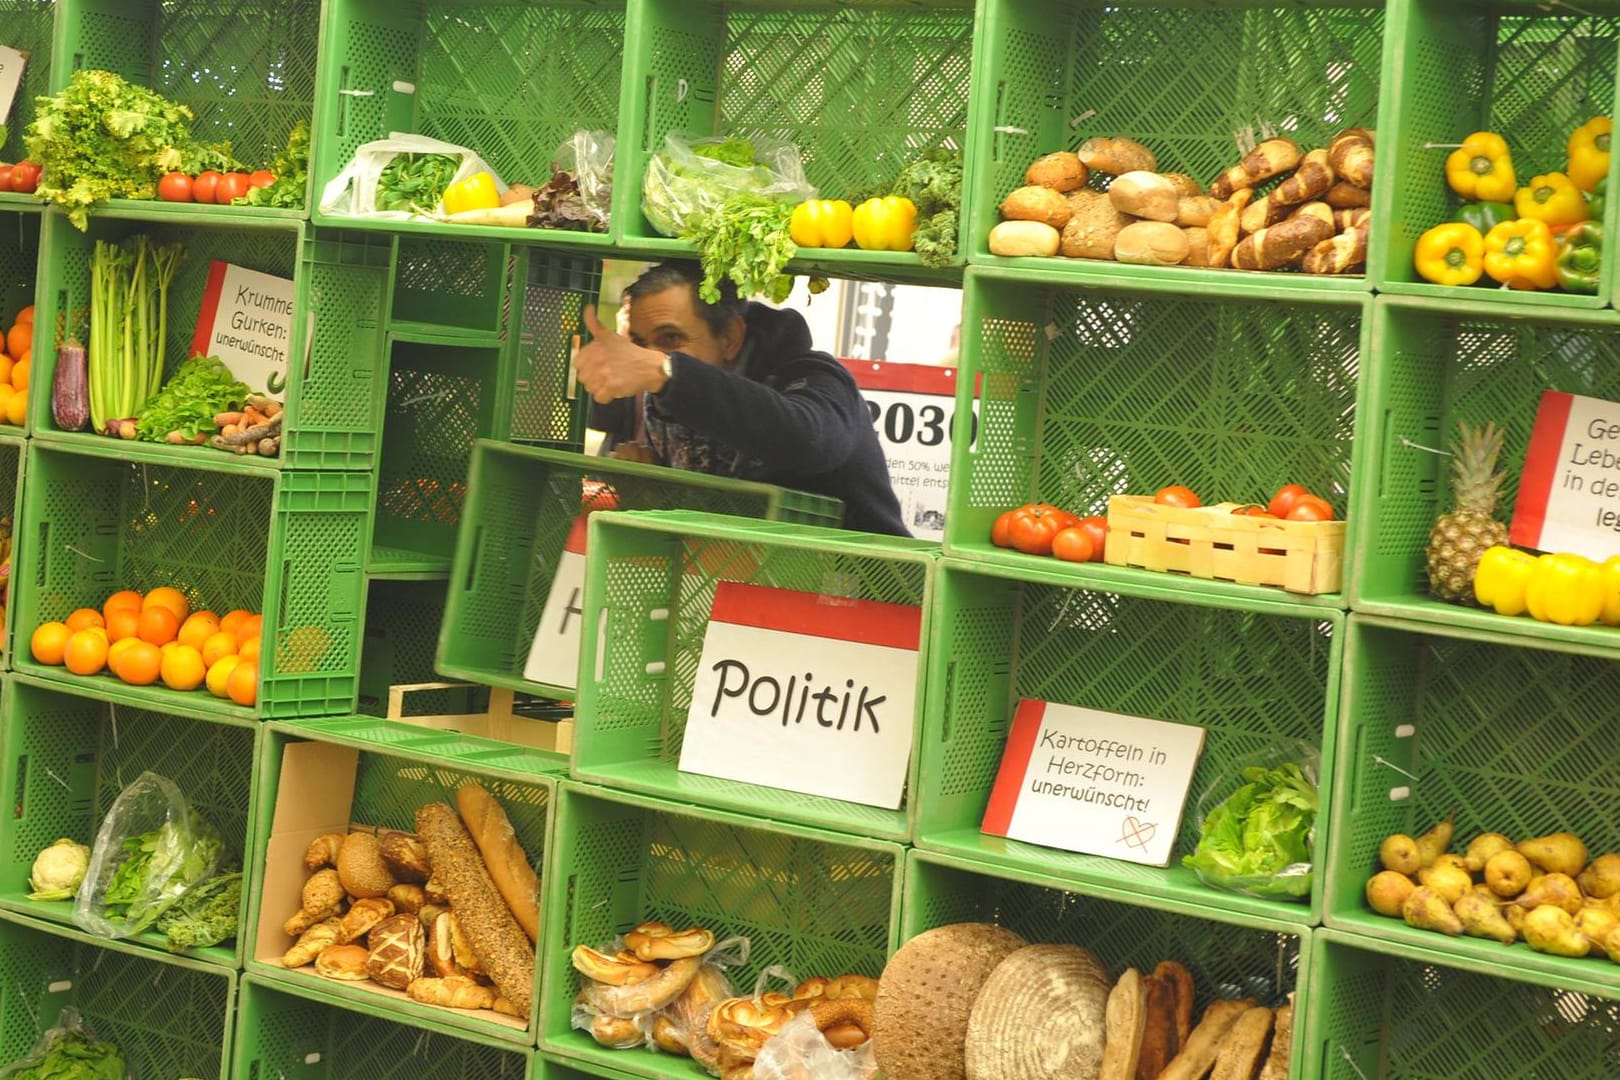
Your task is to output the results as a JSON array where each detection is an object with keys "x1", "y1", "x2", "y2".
[
  {"x1": 29, "y1": 217, "x2": 394, "y2": 470},
  {"x1": 510, "y1": 249, "x2": 597, "y2": 449},
  {"x1": 53, "y1": 0, "x2": 321, "y2": 220},
  {"x1": 1375, "y1": 0, "x2": 1620, "y2": 310},
  {"x1": 0, "y1": 433, "x2": 25, "y2": 662},
  {"x1": 572, "y1": 509, "x2": 936, "y2": 841},
  {"x1": 946, "y1": 267, "x2": 1365, "y2": 609},
  {"x1": 0, "y1": 2, "x2": 56, "y2": 175},
  {"x1": 540, "y1": 780, "x2": 902, "y2": 1076},
  {"x1": 245, "y1": 721, "x2": 556, "y2": 1044},
  {"x1": 235, "y1": 976, "x2": 534, "y2": 1079},
  {"x1": 534, "y1": 1052, "x2": 645, "y2": 1080},
  {"x1": 0, "y1": 674, "x2": 258, "y2": 966},
  {"x1": 0, "y1": 908, "x2": 235, "y2": 1080},
  {"x1": 614, "y1": 0, "x2": 977, "y2": 281},
  {"x1": 9, "y1": 439, "x2": 369, "y2": 721},
  {"x1": 0, "y1": 210, "x2": 42, "y2": 437},
  {"x1": 436, "y1": 441, "x2": 843, "y2": 700},
  {"x1": 1308, "y1": 929, "x2": 1620, "y2": 1077},
  {"x1": 915, "y1": 557, "x2": 1342, "y2": 927},
  {"x1": 1351, "y1": 297, "x2": 1620, "y2": 650},
  {"x1": 391, "y1": 235, "x2": 516, "y2": 341},
  {"x1": 359, "y1": 577, "x2": 489, "y2": 720},
  {"x1": 312, "y1": 0, "x2": 626, "y2": 247},
  {"x1": 904, "y1": 849, "x2": 1309, "y2": 1077},
  {"x1": 1325, "y1": 614, "x2": 1620, "y2": 999},
  {"x1": 966, "y1": 0, "x2": 1382, "y2": 292}
]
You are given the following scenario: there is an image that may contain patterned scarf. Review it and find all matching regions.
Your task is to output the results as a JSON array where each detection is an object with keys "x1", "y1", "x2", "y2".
[{"x1": 640, "y1": 344, "x2": 768, "y2": 480}]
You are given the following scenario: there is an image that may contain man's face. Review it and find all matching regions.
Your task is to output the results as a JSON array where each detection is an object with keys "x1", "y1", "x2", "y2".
[{"x1": 626, "y1": 284, "x2": 741, "y2": 367}]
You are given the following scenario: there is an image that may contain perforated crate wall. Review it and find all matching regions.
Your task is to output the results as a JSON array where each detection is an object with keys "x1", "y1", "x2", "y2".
[
  {"x1": 967, "y1": 0, "x2": 1383, "y2": 287},
  {"x1": 0, "y1": 676, "x2": 258, "y2": 964},
  {"x1": 234, "y1": 977, "x2": 532, "y2": 1079},
  {"x1": 0, "y1": 1, "x2": 56, "y2": 168},
  {"x1": 0, "y1": 909, "x2": 234, "y2": 1079},
  {"x1": 947, "y1": 269, "x2": 1365, "y2": 606},
  {"x1": 437, "y1": 442, "x2": 842, "y2": 700},
  {"x1": 541, "y1": 782, "x2": 901, "y2": 1077},
  {"x1": 10, "y1": 441, "x2": 369, "y2": 720},
  {"x1": 1325, "y1": 615, "x2": 1620, "y2": 999},
  {"x1": 510, "y1": 250, "x2": 598, "y2": 449},
  {"x1": 359, "y1": 577, "x2": 488, "y2": 720},
  {"x1": 916, "y1": 559, "x2": 1341, "y2": 926},
  {"x1": 1375, "y1": 0, "x2": 1620, "y2": 308}
]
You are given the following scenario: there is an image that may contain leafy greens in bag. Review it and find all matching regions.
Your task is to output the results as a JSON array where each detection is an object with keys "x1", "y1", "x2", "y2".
[{"x1": 1182, "y1": 760, "x2": 1317, "y2": 900}]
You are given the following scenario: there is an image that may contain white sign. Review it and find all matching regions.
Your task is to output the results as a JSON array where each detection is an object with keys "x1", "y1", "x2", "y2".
[
  {"x1": 1511, "y1": 389, "x2": 1620, "y2": 561},
  {"x1": 679, "y1": 581, "x2": 921, "y2": 809},
  {"x1": 521, "y1": 515, "x2": 589, "y2": 690},
  {"x1": 843, "y1": 361, "x2": 975, "y2": 541},
  {"x1": 190, "y1": 260, "x2": 295, "y2": 395},
  {"x1": 0, "y1": 48, "x2": 26, "y2": 126},
  {"x1": 982, "y1": 700, "x2": 1207, "y2": 868}
]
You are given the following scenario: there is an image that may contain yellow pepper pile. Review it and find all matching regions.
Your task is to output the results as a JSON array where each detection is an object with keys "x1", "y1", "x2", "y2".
[
  {"x1": 789, "y1": 196, "x2": 917, "y2": 252},
  {"x1": 1474, "y1": 546, "x2": 1620, "y2": 627}
]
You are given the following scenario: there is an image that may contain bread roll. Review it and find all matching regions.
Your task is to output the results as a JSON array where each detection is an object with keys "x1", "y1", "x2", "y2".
[
  {"x1": 336, "y1": 831, "x2": 396, "y2": 899},
  {"x1": 1108, "y1": 172, "x2": 1180, "y2": 222},
  {"x1": 379, "y1": 830, "x2": 431, "y2": 883},
  {"x1": 990, "y1": 221, "x2": 1061, "y2": 257},
  {"x1": 314, "y1": 943, "x2": 370, "y2": 981},
  {"x1": 1001, "y1": 186, "x2": 1071, "y2": 228},
  {"x1": 1062, "y1": 192, "x2": 1132, "y2": 259},
  {"x1": 1115, "y1": 221, "x2": 1190, "y2": 265},
  {"x1": 455, "y1": 783, "x2": 540, "y2": 942},
  {"x1": 1078, "y1": 137, "x2": 1157, "y2": 175},
  {"x1": 1026, "y1": 152, "x2": 1087, "y2": 192},
  {"x1": 367, "y1": 914, "x2": 425, "y2": 990}
]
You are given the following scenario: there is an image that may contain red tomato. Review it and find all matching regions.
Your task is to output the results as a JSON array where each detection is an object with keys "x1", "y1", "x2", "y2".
[
  {"x1": 248, "y1": 169, "x2": 275, "y2": 189},
  {"x1": 193, "y1": 171, "x2": 223, "y2": 204},
  {"x1": 1006, "y1": 504, "x2": 1070, "y2": 556},
  {"x1": 157, "y1": 172, "x2": 193, "y2": 202},
  {"x1": 0, "y1": 166, "x2": 15, "y2": 193},
  {"x1": 1073, "y1": 515, "x2": 1108, "y2": 562},
  {"x1": 1268, "y1": 483, "x2": 1311, "y2": 519},
  {"x1": 1154, "y1": 484, "x2": 1201, "y2": 509},
  {"x1": 991, "y1": 510, "x2": 1017, "y2": 548},
  {"x1": 1052, "y1": 526, "x2": 1096, "y2": 563},
  {"x1": 1285, "y1": 495, "x2": 1334, "y2": 522},
  {"x1": 217, "y1": 172, "x2": 251, "y2": 204},
  {"x1": 1033, "y1": 503, "x2": 1081, "y2": 531},
  {"x1": 1231, "y1": 504, "x2": 1276, "y2": 518},
  {"x1": 9, "y1": 161, "x2": 39, "y2": 194}
]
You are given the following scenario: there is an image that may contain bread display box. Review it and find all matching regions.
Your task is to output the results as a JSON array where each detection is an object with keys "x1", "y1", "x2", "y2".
[
  {"x1": 1105, "y1": 495, "x2": 1345, "y2": 595},
  {"x1": 246, "y1": 726, "x2": 556, "y2": 1044}
]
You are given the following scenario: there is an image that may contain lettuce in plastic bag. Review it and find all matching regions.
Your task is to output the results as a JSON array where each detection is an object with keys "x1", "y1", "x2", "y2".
[{"x1": 1182, "y1": 761, "x2": 1317, "y2": 900}]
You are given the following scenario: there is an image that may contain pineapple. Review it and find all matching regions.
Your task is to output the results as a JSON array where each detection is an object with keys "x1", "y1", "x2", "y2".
[{"x1": 1427, "y1": 422, "x2": 1509, "y2": 603}]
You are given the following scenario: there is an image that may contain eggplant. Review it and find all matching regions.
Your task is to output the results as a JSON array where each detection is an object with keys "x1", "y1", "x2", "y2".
[{"x1": 51, "y1": 337, "x2": 89, "y2": 432}]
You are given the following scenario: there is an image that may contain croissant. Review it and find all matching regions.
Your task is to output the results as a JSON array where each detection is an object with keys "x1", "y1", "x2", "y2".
[
  {"x1": 407, "y1": 975, "x2": 495, "y2": 1011},
  {"x1": 282, "y1": 917, "x2": 343, "y2": 969},
  {"x1": 303, "y1": 832, "x2": 344, "y2": 871}
]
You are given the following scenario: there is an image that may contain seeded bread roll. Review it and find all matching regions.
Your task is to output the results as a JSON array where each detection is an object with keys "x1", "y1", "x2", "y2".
[{"x1": 336, "y1": 831, "x2": 396, "y2": 899}]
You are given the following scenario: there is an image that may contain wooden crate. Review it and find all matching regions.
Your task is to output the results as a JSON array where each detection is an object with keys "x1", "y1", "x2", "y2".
[
  {"x1": 384, "y1": 682, "x2": 575, "y2": 754},
  {"x1": 1104, "y1": 495, "x2": 1345, "y2": 595}
]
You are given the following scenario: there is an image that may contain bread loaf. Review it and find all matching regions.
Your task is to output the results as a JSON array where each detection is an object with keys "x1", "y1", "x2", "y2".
[
  {"x1": 1135, "y1": 973, "x2": 1179, "y2": 1079},
  {"x1": 1211, "y1": 1005, "x2": 1274, "y2": 1080},
  {"x1": 964, "y1": 944, "x2": 1111, "y2": 1079},
  {"x1": 1158, "y1": 1000, "x2": 1257, "y2": 1080},
  {"x1": 455, "y1": 783, "x2": 540, "y2": 942},
  {"x1": 873, "y1": 922, "x2": 1028, "y2": 1080},
  {"x1": 1258, "y1": 1002, "x2": 1294, "y2": 1080},
  {"x1": 1100, "y1": 967, "x2": 1147, "y2": 1080},
  {"x1": 1153, "y1": 960, "x2": 1196, "y2": 1047}
]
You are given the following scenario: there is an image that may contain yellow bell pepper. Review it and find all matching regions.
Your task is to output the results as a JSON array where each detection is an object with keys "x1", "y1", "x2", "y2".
[
  {"x1": 1474, "y1": 545, "x2": 1536, "y2": 617},
  {"x1": 1514, "y1": 171, "x2": 1587, "y2": 227},
  {"x1": 1482, "y1": 218, "x2": 1559, "y2": 290},
  {"x1": 852, "y1": 196, "x2": 918, "y2": 252},
  {"x1": 1414, "y1": 222, "x2": 1485, "y2": 286},
  {"x1": 1524, "y1": 552, "x2": 1604, "y2": 626},
  {"x1": 443, "y1": 171, "x2": 500, "y2": 215},
  {"x1": 1446, "y1": 132, "x2": 1517, "y2": 202},
  {"x1": 790, "y1": 199, "x2": 854, "y2": 248},
  {"x1": 1601, "y1": 555, "x2": 1620, "y2": 626},
  {"x1": 1567, "y1": 116, "x2": 1612, "y2": 193}
]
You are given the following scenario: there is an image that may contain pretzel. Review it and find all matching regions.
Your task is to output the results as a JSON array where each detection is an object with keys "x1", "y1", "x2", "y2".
[
  {"x1": 584, "y1": 955, "x2": 703, "y2": 1016},
  {"x1": 624, "y1": 920, "x2": 716, "y2": 961},
  {"x1": 708, "y1": 995, "x2": 798, "y2": 1054},
  {"x1": 810, "y1": 997, "x2": 874, "y2": 1047},
  {"x1": 572, "y1": 944, "x2": 659, "y2": 986}
]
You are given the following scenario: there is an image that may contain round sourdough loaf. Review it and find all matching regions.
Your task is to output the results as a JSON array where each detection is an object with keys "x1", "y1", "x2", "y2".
[
  {"x1": 872, "y1": 922, "x2": 1028, "y2": 1080},
  {"x1": 964, "y1": 944, "x2": 1111, "y2": 1079}
]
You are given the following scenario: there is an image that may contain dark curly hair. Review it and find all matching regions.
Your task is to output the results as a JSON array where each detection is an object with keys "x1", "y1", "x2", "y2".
[{"x1": 624, "y1": 261, "x2": 747, "y2": 338}]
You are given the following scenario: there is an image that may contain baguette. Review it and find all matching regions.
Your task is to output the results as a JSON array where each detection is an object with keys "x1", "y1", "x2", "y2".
[
  {"x1": 1258, "y1": 1003, "x2": 1294, "y2": 1080},
  {"x1": 1153, "y1": 960, "x2": 1196, "y2": 1048},
  {"x1": 1211, "y1": 1005, "x2": 1274, "y2": 1080},
  {"x1": 1135, "y1": 974, "x2": 1179, "y2": 1080},
  {"x1": 455, "y1": 783, "x2": 540, "y2": 942},
  {"x1": 1101, "y1": 967, "x2": 1148, "y2": 1080},
  {"x1": 1158, "y1": 999, "x2": 1257, "y2": 1080},
  {"x1": 415, "y1": 802, "x2": 535, "y2": 1007}
]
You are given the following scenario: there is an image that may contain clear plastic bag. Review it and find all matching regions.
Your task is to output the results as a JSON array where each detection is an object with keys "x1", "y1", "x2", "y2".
[
  {"x1": 74, "y1": 771, "x2": 223, "y2": 939},
  {"x1": 1181, "y1": 740, "x2": 1320, "y2": 901},
  {"x1": 641, "y1": 132, "x2": 815, "y2": 237},
  {"x1": 318, "y1": 133, "x2": 504, "y2": 219},
  {"x1": 551, "y1": 129, "x2": 615, "y2": 229},
  {"x1": 570, "y1": 934, "x2": 751, "y2": 1056},
  {"x1": 0, "y1": 1007, "x2": 129, "y2": 1080},
  {"x1": 752, "y1": 1008, "x2": 878, "y2": 1080}
]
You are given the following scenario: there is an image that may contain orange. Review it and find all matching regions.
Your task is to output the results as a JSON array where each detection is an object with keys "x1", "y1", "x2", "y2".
[
  {"x1": 177, "y1": 611, "x2": 220, "y2": 650},
  {"x1": 136, "y1": 606, "x2": 180, "y2": 646},
  {"x1": 218, "y1": 609, "x2": 253, "y2": 636},
  {"x1": 103, "y1": 590, "x2": 143, "y2": 619},
  {"x1": 11, "y1": 359, "x2": 27, "y2": 393},
  {"x1": 200, "y1": 630, "x2": 239, "y2": 668},
  {"x1": 206, "y1": 654, "x2": 241, "y2": 698},
  {"x1": 105, "y1": 608, "x2": 140, "y2": 643},
  {"x1": 107, "y1": 636, "x2": 141, "y2": 672},
  {"x1": 160, "y1": 644, "x2": 206, "y2": 691},
  {"x1": 29, "y1": 621, "x2": 69, "y2": 665},
  {"x1": 0, "y1": 354, "x2": 15, "y2": 386},
  {"x1": 226, "y1": 658, "x2": 257, "y2": 706},
  {"x1": 113, "y1": 640, "x2": 161, "y2": 686},
  {"x1": 237, "y1": 634, "x2": 261, "y2": 663},
  {"x1": 64, "y1": 608, "x2": 105, "y2": 633},
  {"x1": 7, "y1": 323, "x2": 30, "y2": 368},
  {"x1": 64, "y1": 630, "x2": 108, "y2": 675},
  {"x1": 14, "y1": 305, "x2": 33, "y2": 327},
  {"x1": 142, "y1": 586, "x2": 190, "y2": 621},
  {"x1": 6, "y1": 390, "x2": 23, "y2": 427},
  {"x1": 236, "y1": 614, "x2": 263, "y2": 641}
]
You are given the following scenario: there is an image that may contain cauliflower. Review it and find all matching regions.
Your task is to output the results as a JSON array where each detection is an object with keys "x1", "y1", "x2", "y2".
[{"x1": 27, "y1": 838, "x2": 90, "y2": 900}]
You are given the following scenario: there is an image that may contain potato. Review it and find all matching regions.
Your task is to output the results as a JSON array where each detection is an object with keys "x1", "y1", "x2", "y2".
[
  {"x1": 1025, "y1": 152, "x2": 1087, "y2": 193},
  {"x1": 1114, "y1": 221, "x2": 1189, "y2": 266},
  {"x1": 1061, "y1": 191, "x2": 1132, "y2": 259},
  {"x1": 988, "y1": 220, "x2": 1061, "y2": 258},
  {"x1": 1077, "y1": 136, "x2": 1157, "y2": 175},
  {"x1": 1000, "y1": 185, "x2": 1071, "y2": 228},
  {"x1": 1176, "y1": 196, "x2": 1219, "y2": 228},
  {"x1": 1108, "y1": 172, "x2": 1179, "y2": 222}
]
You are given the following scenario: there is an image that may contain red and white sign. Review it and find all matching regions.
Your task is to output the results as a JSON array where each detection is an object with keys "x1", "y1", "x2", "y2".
[
  {"x1": 843, "y1": 361, "x2": 974, "y2": 541},
  {"x1": 982, "y1": 700, "x2": 1206, "y2": 868},
  {"x1": 191, "y1": 260, "x2": 296, "y2": 395},
  {"x1": 678, "y1": 581, "x2": 922, "y2": 809},
  {"x1": 521, "y1": 514, "x2": 589, "y2": 690},
  {"x1": 0, "y1": 47, "x2": 27, "y2": 125},
  {"x1": 1511, "y1": 390, "x2": 1620, "y2": 562}
]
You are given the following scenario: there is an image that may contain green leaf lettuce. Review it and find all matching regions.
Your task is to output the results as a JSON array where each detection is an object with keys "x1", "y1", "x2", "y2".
[{"x1": 1182, "y1": 762, "x2": 1317, "y2": 900}]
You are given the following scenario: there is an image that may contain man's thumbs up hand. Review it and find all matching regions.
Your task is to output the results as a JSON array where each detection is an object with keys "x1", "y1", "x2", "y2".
[{"x1": 574, "y1": 304, "x2": 670, "y2": 404}]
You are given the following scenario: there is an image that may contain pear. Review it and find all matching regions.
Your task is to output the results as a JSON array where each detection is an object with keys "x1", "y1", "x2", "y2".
[
  {"x1": 1577, "y1": 853, "x2": 1620, "y2": 900},
  {"x1": 1505, "y1": 903, "x2": 1528, "y2": 934},
  {"x1": 1417, "y1": 863, "x2": 1473, "y2": 905},
  {"x1": 1455, "y1": 892, "x2": 1517, "y2": 944},
  {"x1": 1464, "y1": 832, "x2": 1514, "y2": 873},
  {"x1": 1576, "y1": 907, "x2": 1619, "y2": 955},
  {"x1": 1517, "y1": 832, "x2": 1588, "y2": 878},
  {"x1": 1402, "y1": 886, "x2": 1463, "y2": 936},
  {"x1": 1484, "y1": 850, "x2": 1533, "y2": 898},
  {"x1": 1428, "y1": 853, "x2": 1470, "y2": 875},
  {"x1": 1468, "y1": 883, "x2": 1498, "y2": 902},
  {"x1": 1521, "y1": 905, "x2": 1590, "y2": 958},
  {"x1": 1365, "y1": 871, "x2": 1415, "y2": 918},
  {"x1": 1518, "y1": 872, "x2": 1584, "y2": 916},
  {"x1": 1416, "y1": 817, "x2": 1455, "y2": 867},
  {"x1": 1379, "y1": 834, "x2": 1422, "y2": 876},
  {"x1": 1605, "y1": 926, "x2": 1620, "y2": 964}
]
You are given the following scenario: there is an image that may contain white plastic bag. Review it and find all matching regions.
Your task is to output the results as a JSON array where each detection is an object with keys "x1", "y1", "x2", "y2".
[
  {"x1": 752, "y1": 1008, "x2": 877, "y2": 1080},
  {"x1": 318, "y1": 133, "x2": 504, "y2": 219},
  {"x1": 641, "y1": 132, "x2": 815, "y2": 237}
]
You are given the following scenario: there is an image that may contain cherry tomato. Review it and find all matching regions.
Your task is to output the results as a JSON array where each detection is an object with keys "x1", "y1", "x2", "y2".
[
  {"x1": 1052, "y1": 526, "x2": 1096, "y2": 563},
  {"x1": 218, "y1": 172, "x2": 251, "y2": 204},
  {"x1": 1268, "y1": 482, "x2": 1310, "y2": 519},
  {"x1": 193, "y1": 171, "x2": 223, "y2": 204},
  {"x1": 1006, "y1": 504, "x2": 1071, "y2": 556},
  {"x1": 248, "y1": 169, "x2": 275, "y2": 189},
  {"x1": 1231, "y1": 504, "x2": 1276, "y2": 518},
  {"x1": 9, "y1": 161, "x2": 39, "y2": 194},
  {"x1": 991, "y1": 510, "x2": 1016, "y2": 548},
  {"x1": 157, "y1": 172, "x2": 193, "y2": 202},
  {"x1": 1285, "y1": 495, "x2": 1334, "y2": 522},
  {"x1": 1073, "y1": 515, "x2": 1108, "y2": 562},
  {"x1": 1154, "y1": 484, "x2": 1201, "y2": 509}
]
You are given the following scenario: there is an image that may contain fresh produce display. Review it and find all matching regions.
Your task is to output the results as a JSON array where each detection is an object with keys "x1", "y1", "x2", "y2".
[
  {"x1": 29, "y1": 588, "x2": 265, "y2": 706},
  {"x1": 789, "y1": 149, "x2": 966, "y2": 267},
  {"x1": 0, "y1": 1009, "x2": 126, "y2": 1080},
  {"x1": 870, "y1": 922, "x2": 1295, "y2": 1080},
  {"x1": 375, "y1": 152, "x2": 460, "y2": 214},
  {"x1": 0, "y1": 159, "x2": 41, "y2": 195},
  {"x1": 1414, "y1": 119, "x2": 1608, "y2": 293},
  {"x1": 1472, "y1": 545, "x2": 1620, "y2": 627},
  {"x1": 25, "y1": 838, "x2": 90, "y2": 901},
  {"x1": 1183, "y1": 762, "x2": 1318, "y2": 901},
  {"x1": 0, "y1": 302, "x2": 34, "y2": 427},
  {"x1": 989, "y1": 501, "x2": 1108, "y2": 562},
  {"x1": 87, "y1": 235, "x2": 184, "y2": 439},
  {"x1": 132, "y1": 355, "x2": 248, "y2": 444},
  {"x1": 1425, "y1": 421, "x2": 1509, "y2": 604},
  {"x1": 275, "y1": 784, "x2": 537, "y2": 1024},
  {"x1": 155, "y1": 870, "x2": 243, "y2": 952},
  {"x1": 989, "y1": 129, "x2": 1373, "y2": 274},
  {"x1": 96, "y1": 818, "x2": 223, "y2": 936}
]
